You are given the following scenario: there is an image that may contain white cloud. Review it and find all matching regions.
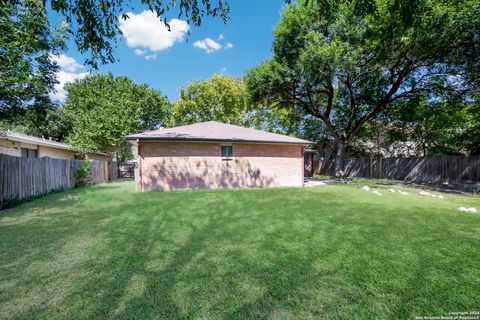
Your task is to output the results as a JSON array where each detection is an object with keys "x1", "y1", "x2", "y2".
[
  {"x1": 193, "y1": 35, "x2": 233, "y2": 53},
  {"x1": 220, "y1": 67, "x2": 227, "y2": 74},
  {"x1": 49, "y1": 54, "x2": 89, "y2": 102},
  {"x1": 145, "y1": 53, "x2": 157, "y2": 60},
  {"x1": 134, "y1": 48, "x2": 146, "y2": 56},
  {"x1": 50, "y1": 53, "x2": 83, "y2": 72},
  {"x1": 119, "y1": 11, "x2": 189, "y2": 52},
  {"x1": 51, "y1": 71, "x2": 89, "y2": 102},
  {"x1": 193, "y1": 38, "x2": 222, "y2": 53}
]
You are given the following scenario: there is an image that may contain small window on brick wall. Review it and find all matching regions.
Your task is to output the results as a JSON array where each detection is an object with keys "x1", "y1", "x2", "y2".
[{"x1": 221, "y1": 145, "x2": 233, "y2": 159}]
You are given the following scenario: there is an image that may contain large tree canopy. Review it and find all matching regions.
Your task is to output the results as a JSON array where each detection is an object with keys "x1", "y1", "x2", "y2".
[
  {"x1": 167, "y1": 74, "x2": 309, "y2": 137},
  {"x1": 0, "y1": 0, "x2": 65, "y2": 127},
  {"x1": 247, "y1": 0, "x2": 480, "y2": 176},
  {"x1": 167, "y1": 74, "x2": 253, "y2": 127},
  {"x1": 387, "y1": 97, "x2": 480, "y2": 156},
  {"x1": 63, "y1": 74, "x2": 170, "y2": 159},
  {"x1": 1, "y1": 0, "x2": 229, "y2": 134}
]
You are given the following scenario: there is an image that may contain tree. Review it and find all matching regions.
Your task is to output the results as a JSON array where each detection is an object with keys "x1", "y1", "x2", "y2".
[
  {"x1": 388, "y1": 97, "x2": 480, "y2": 156},
  {"x1": 167, "y1": 74, "x2": 305, "y2": 137},
  {"x1": 246, "y1": 0, "x2": 480, "y2": 176},
  {"x1": 63, "y1": 74, "x2": 170, "y2": 159},
  {"x1": 0, "y1": 0, "x2": 65, "y2": 128},
  {"x1": 1, "y1": 0, "x2": 228, "y2": 135},
  {"x1": 167, "y1": 74, "x2": 251, "y2": 127},
  {"x1": 33, "y1": 0, "x2": 229, "y2": 68}
]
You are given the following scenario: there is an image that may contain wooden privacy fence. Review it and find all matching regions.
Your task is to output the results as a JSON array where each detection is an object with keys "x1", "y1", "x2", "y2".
[
  {"x1": 316, "y1": 155, "x2": 480, "y2": 184},
  {"x1": 0, "y1": 154, "x2": 118, "y2": 208}
]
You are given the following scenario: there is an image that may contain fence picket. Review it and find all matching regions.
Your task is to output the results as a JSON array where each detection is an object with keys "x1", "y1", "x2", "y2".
[
  {"x1": 316, "y1": 155, "x2": 480, "y2": 184},
  {"x1": 0, "y1": 155, "x2": 119, "y2": 208}
]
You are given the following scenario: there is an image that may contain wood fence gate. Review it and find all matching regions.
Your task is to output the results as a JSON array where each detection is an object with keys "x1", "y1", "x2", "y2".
[{"x1": 118, "y1": 161, "x2": 136, "y2": 178}]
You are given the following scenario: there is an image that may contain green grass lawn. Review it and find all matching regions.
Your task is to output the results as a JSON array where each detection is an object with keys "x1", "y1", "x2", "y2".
[{"x1": 0, "y1": 181, "x2": 479, "y2": 319}]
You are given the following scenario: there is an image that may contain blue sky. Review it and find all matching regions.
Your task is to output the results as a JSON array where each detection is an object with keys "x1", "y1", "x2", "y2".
[{"x1": 50, "y1": 0, "x2": 286, "y2": 101}]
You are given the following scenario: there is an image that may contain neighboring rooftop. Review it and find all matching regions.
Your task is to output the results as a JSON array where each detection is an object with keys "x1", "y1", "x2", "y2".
[
  {"x1": 1, "y1": 131, "x2": 74, "y2": 151},
  {"x1": 1, "y1": 131, "x2": 108, "y2": 155},
  {"x1": 125, "y1": 121, "x2": 314, "y2": 145}
]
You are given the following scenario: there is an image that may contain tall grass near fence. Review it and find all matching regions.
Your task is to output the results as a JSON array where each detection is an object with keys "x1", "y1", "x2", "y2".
[
  {"x1": 0, "y1": 154, "x2": 117, "y2": 208},
  {"x1": 316, "y1": 155, "x2": 480, "y2": 184}
]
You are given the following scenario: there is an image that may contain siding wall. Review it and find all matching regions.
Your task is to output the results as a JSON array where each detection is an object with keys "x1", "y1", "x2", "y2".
[
  {"x1": 0, "y1": 139, "x2": 21, "y2": 157},
  {"x1": 38, "y1": 145, "x2": 75, "y2": 159},
  {"x1": 86, "y1": 152, "x2": 111, "y2": 162},
  {"x1": 139, "y1": 141, "x2": 304, "y2": 191},
  {"x1": 0, "y1": 138, "x2": 75, "y2": 159}
]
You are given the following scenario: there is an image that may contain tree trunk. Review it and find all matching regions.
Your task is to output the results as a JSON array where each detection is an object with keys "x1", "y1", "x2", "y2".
[{"x1": 334, "y1": 140, "x2": 347, "y2": 178}]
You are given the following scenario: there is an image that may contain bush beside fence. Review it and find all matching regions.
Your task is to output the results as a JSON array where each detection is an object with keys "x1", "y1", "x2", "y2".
[
  {"x1": 0, "y1": 154, "x2": 117, "y2": 208},
  {"x1": 316, "y1": 155, "x2": 480, "y2": 184}
]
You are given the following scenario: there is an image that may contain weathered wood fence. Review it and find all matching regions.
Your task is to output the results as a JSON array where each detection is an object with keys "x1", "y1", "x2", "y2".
[
  {"x1": 0, "y1": 154, "x2": 118, "y2": 208},
  {"x1": 316, "y1": 155, "x2": 480, "y2": 184}
]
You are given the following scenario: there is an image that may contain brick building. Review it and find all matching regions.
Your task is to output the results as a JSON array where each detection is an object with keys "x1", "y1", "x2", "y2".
[{"x1": 125, "y1": 121, "x2": 314, "y2": 191}]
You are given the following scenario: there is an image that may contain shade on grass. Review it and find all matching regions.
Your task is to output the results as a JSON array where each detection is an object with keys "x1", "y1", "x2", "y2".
[{"x1": 0, "y1": 181, "x2": 478, "y2": 319}]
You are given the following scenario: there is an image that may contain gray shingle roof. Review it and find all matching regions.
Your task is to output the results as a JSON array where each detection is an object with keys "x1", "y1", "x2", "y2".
[{"x1": 125, "y1": 121, "x2": 314, "y2": 145}]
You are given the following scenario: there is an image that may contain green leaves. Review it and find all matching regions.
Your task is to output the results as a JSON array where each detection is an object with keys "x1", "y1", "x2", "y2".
[
  {"x1": 167, "y1": 73, "x2": 313, "y2": 138},
  {"x1": 47, "y1": 0, "x2": 230, "y2": 68},
  {"x1": 247, "y1": 0, "x2": 480, "y2": 155},
  {"x1": 167, "y1": 74, "x2": 254, "y2": 127},
  {"x1": 63, "y1": 74, "x2": 170, "y2": 156},
  {"x1": 0, "y1": 0, "x2": 66, "y2": 119}
]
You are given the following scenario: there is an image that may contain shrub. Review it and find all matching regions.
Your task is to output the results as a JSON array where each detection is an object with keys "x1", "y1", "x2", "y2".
[{"x1": 75, "y1": 160, "x2": 92, "y2": 187}]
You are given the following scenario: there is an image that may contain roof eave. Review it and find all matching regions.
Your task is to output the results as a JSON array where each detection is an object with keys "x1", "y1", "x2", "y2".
[
  {"x1": 124, "y1": 136, "x2": 314, "y2": 145},
  {"x1": 4, "y1": 134, "x2": 111, "y2": 154},
  {"x1": 4, "y1": 136, "x2": 74, "y2": 151}
]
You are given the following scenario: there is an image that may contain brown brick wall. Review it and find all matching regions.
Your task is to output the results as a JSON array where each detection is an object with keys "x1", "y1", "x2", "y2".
[{"x1": 139, "y1": 141, "x2": 304, "y2": 191}]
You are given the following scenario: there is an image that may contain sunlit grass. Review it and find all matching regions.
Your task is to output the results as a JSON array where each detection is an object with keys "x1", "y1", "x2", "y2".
[{"x1": 0, "y1": 181, "x2": 478, "y2": 319}]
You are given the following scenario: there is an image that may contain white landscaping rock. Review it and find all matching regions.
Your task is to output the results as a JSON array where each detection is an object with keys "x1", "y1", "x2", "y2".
[
  {"x1": 372, "y1": 190, "x2": 382, "y2": 196},
  {"x1": 459, "y1": 207, "x2": 477, "y2": 213},
  {"x1": 304, "y1": 181, "x2": 327, "y2": 187},
  {"x1": 399, "y1": 191, "x2": 409, "y2": 195},
  {"x1": 430, "y1": 194, "x2": 437, "y2": 198},
  {"x1": 437, "y1": 195, "x2": 444, "y2": 199},
  {"x1": 388, "y1": 188, "x2": 396, "y2": 193},
  {"x1": 419, "y1": 191, "x2": 431, "y2": 196},
  {"x1": 362, "y1": 186, "x2": 370, "y2": 191}
]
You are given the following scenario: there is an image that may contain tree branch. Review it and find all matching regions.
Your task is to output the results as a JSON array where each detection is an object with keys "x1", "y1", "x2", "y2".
[
  {"x1": 344, "y1": 79, "x2": 357, "y2": 134},
  {"x1": 289, "y1": 84, "x2": 340, "y2": 140},
  {"x1": 324, "y1": 84, "x2": 334, "y2": 119},
  {"x1": 347, "y1": 59, "x2": 415, "y2": 140}
]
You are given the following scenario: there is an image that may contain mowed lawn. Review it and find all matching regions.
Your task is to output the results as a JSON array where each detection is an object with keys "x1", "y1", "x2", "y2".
[{"x1": 0, "y1": 181, "x2": 479, "y2": 319}]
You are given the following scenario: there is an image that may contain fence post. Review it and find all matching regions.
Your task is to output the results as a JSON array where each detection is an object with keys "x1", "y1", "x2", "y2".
[
  {"x1": 67, "y1": 159, "x2": 70, "y2": 189},
  {"x1": 379, "y1": 157, "x2": 382, "y2": 179},
  {"x1": 370, "y1": 157, "x2": 373, "y2": 178}
]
